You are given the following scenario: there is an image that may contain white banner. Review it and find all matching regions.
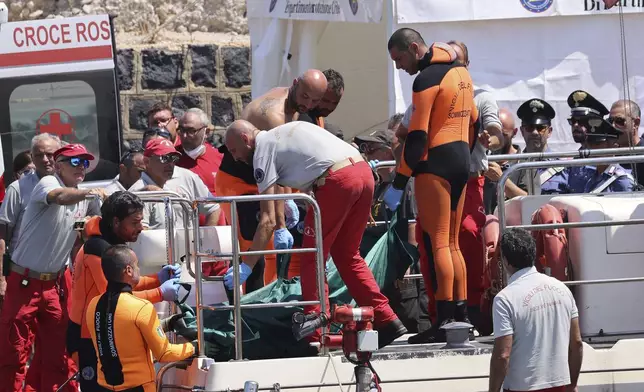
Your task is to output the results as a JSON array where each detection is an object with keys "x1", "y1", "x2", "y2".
[
  {"x1": 247, "y1": 0, "x2": 383, "y2": 23},
  {"x1": 396, "y1": 0, "x2": 644, "y2": 24}
]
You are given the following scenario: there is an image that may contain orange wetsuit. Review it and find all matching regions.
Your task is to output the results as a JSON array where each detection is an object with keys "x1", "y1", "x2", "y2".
[
  {"x1": 67, "y1": 216, "x2": 164, "y2": 390},
  {"x1": 86, "y1": 282, "x2": 194, "y2": 391},
  {"x1": 393, "y1": 43, "x2": 478, "y2": 310}
]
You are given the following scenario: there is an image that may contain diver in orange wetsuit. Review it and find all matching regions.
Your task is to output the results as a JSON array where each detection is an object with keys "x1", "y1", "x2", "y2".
[{"x1": 384, "y1": 28, "x2": 479, "y2": 344}]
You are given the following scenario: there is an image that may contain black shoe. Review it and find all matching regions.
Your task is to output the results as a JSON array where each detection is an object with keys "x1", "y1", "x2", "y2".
[
  {"x1": 407, "y1": 301, "x2": 455, "y2": 344},
  {"x1": 377, "y1": 318, "x2": 408, "y2": 349}
]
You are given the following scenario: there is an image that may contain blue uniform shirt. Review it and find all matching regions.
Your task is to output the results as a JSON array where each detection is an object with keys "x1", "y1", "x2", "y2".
[{"x1": 552, "y1": 164, "x2": 635, "y2": 194}]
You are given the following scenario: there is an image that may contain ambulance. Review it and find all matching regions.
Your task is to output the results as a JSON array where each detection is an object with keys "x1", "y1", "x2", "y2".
[{"x1": 0, "y1": 3, "x2": 121, "y2": 186}]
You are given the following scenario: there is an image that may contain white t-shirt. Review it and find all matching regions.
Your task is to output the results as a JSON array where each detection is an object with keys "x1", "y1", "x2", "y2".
[
  {"x1": 253, "y1": 121, "x2": 359, "y2": 193},
  {"x1": 0, "y1": 171, "x2": 40, "y2": 253},
  {"x1": 129, "y1": 166, "x2": 219, "y2": 230},
  {"x1": 493, "y1": 266, "x2": 579, "y2": 391},
  {"x1": 12, "y1": 175, "x2": 93, "y2": 273}
]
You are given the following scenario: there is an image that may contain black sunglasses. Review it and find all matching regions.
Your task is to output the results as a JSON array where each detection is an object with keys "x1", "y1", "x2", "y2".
[
  {"x1": 157, "y1": 154, "x2": 180, "y2": 164},
  {"x1": 608, "y1": 116, "x2": 627, "y2": 127},
  {"x1": 62, "y1": 157, "x2": 90, "y2": 169}
]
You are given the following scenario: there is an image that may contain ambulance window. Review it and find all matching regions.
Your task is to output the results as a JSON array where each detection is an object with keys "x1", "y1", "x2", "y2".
[{"x1": 9, "y1": 81, "x2": 100, "y2": 170}]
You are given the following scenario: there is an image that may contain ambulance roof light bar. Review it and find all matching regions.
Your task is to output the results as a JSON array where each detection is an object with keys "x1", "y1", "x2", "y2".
[{"x1": 0, "y1": 2, "x2": 8, "y2": 26}]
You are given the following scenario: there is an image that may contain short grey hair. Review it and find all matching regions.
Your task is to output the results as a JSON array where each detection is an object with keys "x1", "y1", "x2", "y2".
[
  {"x1": 183, "y1": 108, "x2": 211, "y2": 128},
  {"x1": 31, "y1": 133, "x2": 62, "y2": 152}
]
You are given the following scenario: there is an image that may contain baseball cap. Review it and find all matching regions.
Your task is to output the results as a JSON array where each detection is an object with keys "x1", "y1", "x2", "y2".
[
  {"x1": 144, "y1": 138, "x2": 181, "y2": 157},
  {"x1": 354, "y1": 129, "x2": 394, "y2": 146},
  {"x1": 53, "y1": 144, "x2": 95, "y2": 161}
]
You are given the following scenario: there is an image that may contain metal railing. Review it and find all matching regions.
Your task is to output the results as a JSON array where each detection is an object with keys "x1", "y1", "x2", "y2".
[
  {"x1": 496, "y1": 154, "x2": 644, "y2": 287},
  {"x1": 190, "y1": 193, "x2": 327, "y2": 360}
]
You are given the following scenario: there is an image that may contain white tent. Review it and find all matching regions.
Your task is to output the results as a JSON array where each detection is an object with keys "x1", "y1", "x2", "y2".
[{"x1": 247, "y1": 0, "x2": 644, "y2": 151}]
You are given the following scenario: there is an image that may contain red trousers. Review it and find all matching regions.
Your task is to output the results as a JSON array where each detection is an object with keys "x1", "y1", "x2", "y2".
[
  {"x1": 0, "y1": 270, "x2": 77, "y2": 392},
  {"x1": 416, "y1": 176, "x2": 486, "y2": 318},
  {"x1": 300, "y1": 161, "x2": 397, "y2": 339},
  {"x1": 460, "y1": 176, "x2": 486, "y2": 307}
]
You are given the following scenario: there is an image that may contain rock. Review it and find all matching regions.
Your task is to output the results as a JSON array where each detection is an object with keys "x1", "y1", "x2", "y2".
[
  {"x1": 116, "y1": 49, "x2": 135, "y2": 91},
  {"x1": 72, "y1": 8, "x2": 81, "y2": 15},
  {"x1": 222, "y1": 47, "x2": 251, "y2": 88},
  {"x1": 177, "y1": 25, "x2": 188, "y2": 33},
  {"x1": 129, "y1": 98, "x2": 158, "y2": 130},
  {"x1": 241, "y1": 93, "x2": 252, "y2": 109},
  {"x1": 82, "y1": 0, "x2": 93, "y2": 4},
  {"x1": 211, "y1": 95, "x2": 235, "y2": 127},
  {"x1": 199, "y1": 26, "x2": 208, "y2": 33},
  {"x1": 26, "y1": 1, "x2": 35, "y2": 11},
  {"x1": 141, "y1": 49, "x2": 186, "y2": 90},
  {"x1": 82, "y1": 5, "x2": 92, "y2": 13},
  {"x1": 188, "y1": 24, "x2": 199, "y2": 32},
  {"x1": 29, "y1": 10, "x2": 43, "y2": 18},
  {"x1": 9, "y1": 2, "x2": 23, "y2": 13},
  {"x1": 20, "y1": 9, "x2": 30, "y2": 18},
  {"x1": 190, "y1": 45, "x2": 217, "y2": 88},
  {"x1": 172, "y1": 95, "x2": 203, "y2": 113}
]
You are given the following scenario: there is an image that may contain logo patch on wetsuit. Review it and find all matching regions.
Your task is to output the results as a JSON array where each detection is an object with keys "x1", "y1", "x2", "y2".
[
  {"x1": 349, "y1": 0, "x2": 359, "y2": 15},
  {"x1": 157, "y1": 325, "x2": 165, "y2": 338},
  {"x1": 519, "y1": 0, "x2": 553, "y2": 13},
  {"x1": 254, "y1": 168, "x2": 265, "y2": 183},
  {"x1": 269, "y1": 0, "x2": 278, "y2": 12},
  {"x1": 303, "y1": 226, "x2": 315, "y2": 237},
  {"x1": 81, "y1": 366, "x2": 95, "y2": 381}
]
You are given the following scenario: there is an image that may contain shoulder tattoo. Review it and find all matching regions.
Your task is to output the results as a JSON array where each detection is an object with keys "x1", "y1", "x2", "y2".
[{"x1": 259, "y1": 98, "x2": 278, "y2": 116}]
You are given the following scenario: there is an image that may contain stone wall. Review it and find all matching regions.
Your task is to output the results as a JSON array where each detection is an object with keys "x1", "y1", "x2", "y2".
[
  {"x1": 117, "y1": 42, "x2": 251, "y2": 141},
  {"x1": 6, "y1": 0, "x2": 248, "y2": 35}
]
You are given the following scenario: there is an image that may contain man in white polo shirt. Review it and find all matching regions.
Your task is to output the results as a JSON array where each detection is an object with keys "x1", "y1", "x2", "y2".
[
  {"x1": 129, "y1": 137, "x2": 221, "y2": 229},
  {"x1": 489, "y1": 228, "x2": 583, "y2": 392},
  {"x1": 0, "y1": 143, "x2": 106, "y2": 392},
  {"x1": 223, "y1": 119, "x2": 408, "y2": 349}
]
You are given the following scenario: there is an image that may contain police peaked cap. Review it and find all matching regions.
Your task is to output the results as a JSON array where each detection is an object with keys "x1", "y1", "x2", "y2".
[
  {"x1": 517, "y1": 98, "x2": 556, "y2": 126},
  {"x1": 586, "y1": 117, "x2": 622, "y2": 141},
  {"x1": 567, "y1": 90, "x2": 609, "y2": 118}
]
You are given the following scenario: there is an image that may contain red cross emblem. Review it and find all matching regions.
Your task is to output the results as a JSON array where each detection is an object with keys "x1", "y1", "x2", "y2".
[{"x1": 36, "y1": 109, "x2": 75, "y2": 140}]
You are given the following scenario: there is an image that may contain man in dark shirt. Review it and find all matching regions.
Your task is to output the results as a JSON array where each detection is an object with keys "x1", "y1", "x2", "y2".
[{"x1": 610, "y1": 99, "x2": 644, "y2": 188}]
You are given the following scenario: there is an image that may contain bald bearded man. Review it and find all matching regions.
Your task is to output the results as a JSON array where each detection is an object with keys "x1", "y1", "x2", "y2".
[{"x1": 215, "y1": 70, "x2": 329, "y2": 288}]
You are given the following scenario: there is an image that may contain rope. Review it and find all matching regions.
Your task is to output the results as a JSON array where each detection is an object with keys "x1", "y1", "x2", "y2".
[{"x1": 327, "y1": 353, "x2": 345, "y2": 392}]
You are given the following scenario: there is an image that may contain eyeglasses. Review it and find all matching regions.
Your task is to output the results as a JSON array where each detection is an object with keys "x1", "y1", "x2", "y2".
[
  {"x1": 523, "y1": 125, "x2": 549, "y2": 134},
  {"x1": 567, "y1": 117, "x2": 591, "y2": 126},
  {"x1": 179, "y1": 126, "x2": 206, "y2": 136},
  {"x1": 143, "y1": 128, "x2": 172, "y2": 140},
  {"x1": 62, "y1": 157, "x2": 90, "y2": 169},
  {"x1": 608, "y1": 116, "x2": 627, "y2": 127},
  {"x1": 156, "y1": 154, "x2": 180, "y2": 164}
]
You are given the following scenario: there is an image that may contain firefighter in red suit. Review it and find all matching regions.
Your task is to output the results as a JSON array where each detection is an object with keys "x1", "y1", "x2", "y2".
[{"x1": 222, "y1": 119, "x2": 408, "y2": 348}]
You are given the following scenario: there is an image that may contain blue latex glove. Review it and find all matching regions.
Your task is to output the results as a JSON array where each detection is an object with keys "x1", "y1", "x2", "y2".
[
  {"x1": 284, "y1": 199, "x2": 300, "y2": 229},
  {"x1": 368, "y1": 160, "x2": 379, "y2": 170},
  {"x1": 224, "y1": 262, "x2": 252, "y2": 290},
  {"x1": 383, "y1": 186, "x2": 404, "y2": 211},
  {"x1": 158, "y1": 264, "x2": 182, "y2": 283},
  {"x1": 274, "y1": 228, "x2": 294, "y2": 250},
  {"x1": 160, "y1": 278, "x2": 181, "y2": 302}
]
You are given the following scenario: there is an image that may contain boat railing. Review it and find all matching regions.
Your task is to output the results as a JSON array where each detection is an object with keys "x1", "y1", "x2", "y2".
[
  {"x1": 189, "y1": 193, "x2": 327, "y2": 361},
  {"x1": 496, "y1": 154, "x2": 644, "y2": 287},
  {"x1": 372, "y1": 147, "x2": 644, "y2": 284}
]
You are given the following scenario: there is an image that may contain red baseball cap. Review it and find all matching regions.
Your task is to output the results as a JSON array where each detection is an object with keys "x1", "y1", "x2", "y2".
[
  {"x1": 53, "y1": 144, "x2": 95, "y2": 161},
  {"x1": 144, "y1": 138, "x2": 181, "y2": 157}
]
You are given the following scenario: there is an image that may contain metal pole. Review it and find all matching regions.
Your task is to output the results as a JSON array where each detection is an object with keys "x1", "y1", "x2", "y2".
[
  {"x1": 511, "y1": 218, "x2": 644, "y2": 231},
  {"x1": 311, "y1": 196, "x2": 328, "y2": 355},
  {"x1": 230, "y1": 201, "x2": 244, "y2": 361},
  {"x1": 192, "y1": 204, "x2": 205, "y2": 358}
]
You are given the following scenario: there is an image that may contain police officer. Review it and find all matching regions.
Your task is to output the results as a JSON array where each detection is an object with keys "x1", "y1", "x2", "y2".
[
  {"x1": 567, "y1": 90, "x2": 609, "y2": 150},
  {"x1": 565, "y1": 118, "x2": 635, "y2": 193},
  {"x1": 510, "y1": 98, "x2": 568, "y2": 195}
]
